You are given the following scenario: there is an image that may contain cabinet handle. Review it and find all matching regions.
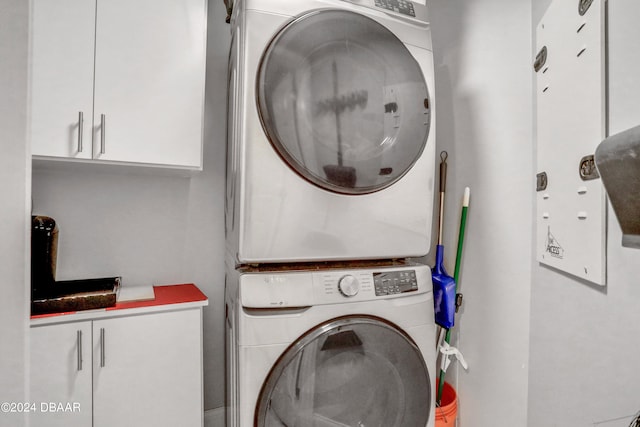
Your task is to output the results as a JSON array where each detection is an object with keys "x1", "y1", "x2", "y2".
[
  {"x1": 77, "y1": 111, "x2": 84, "y2": 153},
  {"x1": 76, "y1": 330, "x2": 83, "y2": 371},
  {"x1": 100, "y1": 327, "x2": 105, "y2": 367},
  {"x1": 100, "y1": 114, "x2": 106, "y2": 154}
]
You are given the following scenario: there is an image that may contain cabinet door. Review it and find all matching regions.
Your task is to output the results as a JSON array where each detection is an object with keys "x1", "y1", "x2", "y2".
[
  {"x1": 30, "y1": 0, "x2": 95, "y2": 160},
  {"x1": 92, "y1": 0, "x2": 206, "y2": 168},
  {"x1": 30, "y1": 322, "x2": 93, "y2": 427},
  {"x1": 93, "y1": 309, "x2": 203, "y2": 427}
]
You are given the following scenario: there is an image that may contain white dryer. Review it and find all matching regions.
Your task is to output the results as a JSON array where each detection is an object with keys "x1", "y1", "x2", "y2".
[
  {"x1": 225, "y1": 262, "x2": 437, "y2": 426},
  {"x1": 226, "y1": 0, "x2": 436, "y2": 264}
]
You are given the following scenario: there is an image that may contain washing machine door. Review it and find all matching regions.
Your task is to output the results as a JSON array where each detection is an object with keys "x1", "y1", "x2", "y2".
[
  {"x1": 256, "y1": 9, "x2": 431, "y2": 195},
  {"x1": 255, "y1": 316, "x2": 431, "y2": 426}
]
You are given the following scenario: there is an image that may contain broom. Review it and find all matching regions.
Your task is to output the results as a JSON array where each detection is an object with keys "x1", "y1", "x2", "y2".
[{"x1": 436, "y1": 186, "x2": 470, "y2": 405}]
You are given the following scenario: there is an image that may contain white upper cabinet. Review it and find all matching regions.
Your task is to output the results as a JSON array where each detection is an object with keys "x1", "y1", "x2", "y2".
[
  {"x1": 30, "y1": 0, "x2": 207, "y2": 169},
  {"x1": 30, "y1": 0, "x2": 95, "y2": 160},
  {"x1": 92, "y1": 0, "x2": 206, "y2": 168}
]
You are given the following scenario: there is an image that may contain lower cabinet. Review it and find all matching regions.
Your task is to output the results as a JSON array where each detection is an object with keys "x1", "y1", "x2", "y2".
[
  {"x1": 30, "y1": 321, "x2": 93, "y2": 427},
  {"x1": 30, "y1": 308, "x2": 203, "y2": 427}
]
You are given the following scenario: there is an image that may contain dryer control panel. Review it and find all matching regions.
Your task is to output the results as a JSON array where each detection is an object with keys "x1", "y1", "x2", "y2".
[
  {"x1": 373, "y1": 270, "x2": 418, "y2": 296},
  {"x1": 374, "y1": 0, "x2": 415, "y2": 17}
]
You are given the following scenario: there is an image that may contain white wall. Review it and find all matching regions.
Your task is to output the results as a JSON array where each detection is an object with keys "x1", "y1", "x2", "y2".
[
  {"x1": 0, "y1": 1, "x2": 30, "y2": 426},
  {"x1": 30, "y1": 0, "x2": 230, "y2": 411},
  {"x1": 528, "y1": 1, "x2": 640, "y2": 425},
  {"x1": 427, "y1": 0, "x2": 532, "y2": 425}
]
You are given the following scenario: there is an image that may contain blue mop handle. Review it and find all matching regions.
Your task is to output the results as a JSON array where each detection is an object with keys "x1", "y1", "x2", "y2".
[{"x1": 434, "y1": 244, "x2": 448, "y2": 276}]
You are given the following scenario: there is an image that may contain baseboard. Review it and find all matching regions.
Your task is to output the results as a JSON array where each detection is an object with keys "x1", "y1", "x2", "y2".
[{"x1": 204, "y1": 407, "x2": 225, "y2": 427}]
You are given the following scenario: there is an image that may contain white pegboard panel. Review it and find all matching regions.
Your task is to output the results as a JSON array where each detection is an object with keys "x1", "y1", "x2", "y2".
[{"x1": 535, "y1": 0, "x2": 607, "y2": 285}]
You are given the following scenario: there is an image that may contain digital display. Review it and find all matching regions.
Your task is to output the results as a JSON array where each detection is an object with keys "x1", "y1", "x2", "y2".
[{"x1": 373, "y1": 270, "x2": 418, "y2": 296}]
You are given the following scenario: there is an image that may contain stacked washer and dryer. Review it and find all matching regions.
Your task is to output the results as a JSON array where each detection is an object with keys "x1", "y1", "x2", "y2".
[{"x1": 225, "y1": 1, "x2": 438, "y2": 425}]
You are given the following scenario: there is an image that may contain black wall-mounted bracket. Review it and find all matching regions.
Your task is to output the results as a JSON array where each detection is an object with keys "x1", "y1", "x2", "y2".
[
  {"x1": 534, "y1": 46, "x2": 547, "y2": 72},
  {"x1": 579, "y1": 0, "x2": 594, "y2": 16},
  {"x1": 536, "y1": 172, "x2": 548, "y2": 191},
  {"x1": 579, "y1": 154, "x2": 600, "y2": 181}
]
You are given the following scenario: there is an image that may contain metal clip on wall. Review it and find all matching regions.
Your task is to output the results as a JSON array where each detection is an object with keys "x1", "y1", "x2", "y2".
[
  {"x1": 579, "y1": 0, "x2": 594, "y2": 16},
  {"x1": 455, "y1": 293, "x2": 463, "y2": 313},
  {"x1": 224, "y1": 0, "x2": 233, "y2": 23},
  {"x1": 533, "y1": 46, "x2": 547, "y2": 72},
  {"x1": 579, "y1": 154, "x2": 599, "y2": 181}
]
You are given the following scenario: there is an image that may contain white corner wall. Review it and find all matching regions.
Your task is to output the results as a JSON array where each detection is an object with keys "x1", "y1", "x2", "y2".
[
  {"x1": 528, "y1": 0, "x2": 640, "y2": 425},
  {"x1": 0, "y1": 1, "x2": 30, "y2": 426},
  {"x1": 427, "y1": 0, "x2": 532, "y2": 425}
]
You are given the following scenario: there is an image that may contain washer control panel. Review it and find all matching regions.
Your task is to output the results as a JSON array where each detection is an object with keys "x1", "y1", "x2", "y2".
[
  {"x1": 241, "y1": 265, "x2": 430, "y2": 308},
  {"x1": 373, "y1": 270, "x2": 418, "y2": 296}
]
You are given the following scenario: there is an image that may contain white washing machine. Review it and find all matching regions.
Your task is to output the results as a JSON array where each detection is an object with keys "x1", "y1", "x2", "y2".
[
  {"x1": 225, "y1": 262, "x2": 437, "y2": 426},
  {"x1": 226, "y1": 0, "x2": 436, "y2": 265}
]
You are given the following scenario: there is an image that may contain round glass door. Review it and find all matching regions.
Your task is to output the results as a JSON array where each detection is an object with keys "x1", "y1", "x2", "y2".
[
  {"x1": 255, "y1": 316, "x2": 432, "y2": 426},
  {"x1": 257, "y1": 10, "x2": 431, "y2": 194}
]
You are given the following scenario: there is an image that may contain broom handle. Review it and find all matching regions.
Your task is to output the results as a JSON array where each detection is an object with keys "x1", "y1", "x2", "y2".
[
  {"x1": 437, "y1": 152, "x2": 448, "y2": 245},
  {"x1": 437, "y1": 187, "x2": 470, "y2": 405},
  {"x1": 453, "y1": 188, "x2": 469, "y2": 282}
]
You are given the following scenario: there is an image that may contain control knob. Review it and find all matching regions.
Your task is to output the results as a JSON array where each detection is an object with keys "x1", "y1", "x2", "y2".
[{"x1": 338, "y1": 275, "x2": 360, "y2": 297}]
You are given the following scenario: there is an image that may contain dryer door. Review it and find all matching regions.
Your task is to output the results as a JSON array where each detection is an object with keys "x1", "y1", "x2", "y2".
[
  {"x1": 256, "y1": 9, "x2": 431, "y2": 195},
  {"x1": 255, "y1": 316, "x2": 431, "y2": 426}
]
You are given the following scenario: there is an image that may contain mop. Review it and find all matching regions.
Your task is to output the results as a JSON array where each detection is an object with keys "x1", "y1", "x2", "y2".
[
  {"x1": 432, "y1": 152, "x2": 456, "y2": 330},
  {"x1": 436, "y1": 186, "x2": 470, "y2": 406}
]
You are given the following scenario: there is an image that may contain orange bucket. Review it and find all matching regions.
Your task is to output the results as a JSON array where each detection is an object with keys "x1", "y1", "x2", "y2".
[{"x1": 435, "y1": 381, "x2": 458, "y2": 426}]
